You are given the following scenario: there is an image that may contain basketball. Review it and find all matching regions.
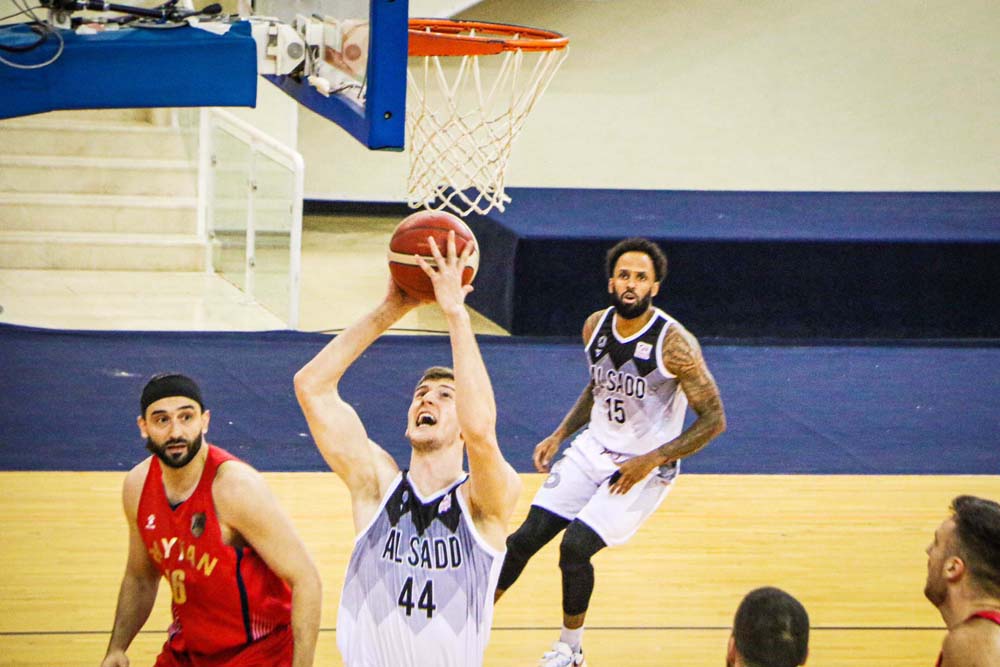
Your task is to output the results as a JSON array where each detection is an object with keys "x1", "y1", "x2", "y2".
[{"x1": 387, "y1": 210, "x2": 480, "y2": 300}]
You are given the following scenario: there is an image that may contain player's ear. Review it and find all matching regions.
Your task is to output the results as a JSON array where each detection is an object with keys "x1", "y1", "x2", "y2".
[
  {"x1": 945, "y1": 555, "x2": 966, "y2": 582},
  {"x1": 725, "y1": 634, "x2": 736, "y2": 666},
  {"x1": 201, "y1": 408, "x2": 211, "y2": 435},
  {"x1": 607, "y1": 277, "x2": 614, "y2": 294},
  {"x1": 651, "y1": 281, "x2": 660, "y2": 297},
  {"x1": 137, "y1": 415, "x2": 148, "y2": 438}
]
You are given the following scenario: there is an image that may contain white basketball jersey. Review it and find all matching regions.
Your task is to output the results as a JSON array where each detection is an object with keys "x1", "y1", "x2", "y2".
[
  {"x1": 337, "y1": 472, "x2": 503, "y2": 667},
  {"x1": 585, "y1": 307, "x2": 689, "y2": 457}
]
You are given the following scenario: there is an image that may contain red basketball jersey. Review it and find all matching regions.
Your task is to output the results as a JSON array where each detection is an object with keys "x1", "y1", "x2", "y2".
[
  {"x1": 137, "y1": 445, "x2": 292, "y2": 657},
  {"x1": 935, "y1": 610, "x2": 1000, "y2": 667}
]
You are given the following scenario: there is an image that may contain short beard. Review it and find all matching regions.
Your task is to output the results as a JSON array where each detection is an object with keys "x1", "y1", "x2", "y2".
[
  {"x1": 924, "y1": 577, "x2": 947, "y2": 607},
  {"x1": 611, "y1": 290, "x2": 652, "y2": 320},
  {"x1": 147, "y1": 432, "x2": 203, "y2": 469}
]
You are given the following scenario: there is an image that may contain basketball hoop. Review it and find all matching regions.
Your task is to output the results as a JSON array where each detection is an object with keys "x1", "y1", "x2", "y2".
[{"x1": 406, "y1": 19, "x2": 569, "y2": 216}]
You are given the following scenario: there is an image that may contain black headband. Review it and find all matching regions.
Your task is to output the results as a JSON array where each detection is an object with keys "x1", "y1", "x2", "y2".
[{"x1": 140, "y1": 373, "x2": 204, "y2": 415}]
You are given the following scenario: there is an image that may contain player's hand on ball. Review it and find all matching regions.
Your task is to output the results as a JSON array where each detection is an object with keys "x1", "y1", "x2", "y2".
[
  {"x1": 533, "y1": 435, "x2": 562, "y2": 473},
  {"x1": 609, "y1": 453, "x2": 659, "y2": 494},
  {"x1": 415, "y1": 231, "x2": 474, "y2": 316},
  {"x1": 385, "y1": 274, "x2": 426, "y2": 311}
]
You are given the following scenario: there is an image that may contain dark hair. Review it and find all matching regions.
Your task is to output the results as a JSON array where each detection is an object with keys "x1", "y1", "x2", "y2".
[
  {"x1": 416, "y1": 366, "x2": 455, "y2": 388},
  {"x1": 605, "y1": 237, "x2": 668, "y2": 283},
  {"x1": 733, "y1": 587, "x2": 809, "y2": 667},
  {"x1": 951, "y1": 495, "x2": 1000, "y2": 597}
]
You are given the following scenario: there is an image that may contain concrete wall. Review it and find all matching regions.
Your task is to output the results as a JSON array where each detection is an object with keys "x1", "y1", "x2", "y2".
[{"x1": 297, "y1": 0, "x2": 1000, "y2": 199}]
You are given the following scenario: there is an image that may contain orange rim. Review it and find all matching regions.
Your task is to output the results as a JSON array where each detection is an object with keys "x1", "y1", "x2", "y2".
[{"x1": 408, "y1": 19, "x2": 569, "y2": 57}]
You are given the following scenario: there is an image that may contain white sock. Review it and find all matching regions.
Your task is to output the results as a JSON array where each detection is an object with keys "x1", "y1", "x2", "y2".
[{"x1": 559, "y1": 625, "x2": 584, "y2": 652}]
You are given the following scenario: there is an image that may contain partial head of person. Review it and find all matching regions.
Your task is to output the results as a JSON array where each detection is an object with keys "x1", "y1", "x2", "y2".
[
  {"x1": 137, "y1": 373, "x2": 209, "y2": 469},
  {"x1": 604, "y1": 237, "x2": 668, "y2": 320},
  {"x1": 925, "y1": 495, "x2": 1000, "y2": 609},
  {"x1": 405, "y1": 366, "x2": 461, "y2": 453},
  {"x1": 727, "y1": 586, "x2": 809, "y2": 667}
]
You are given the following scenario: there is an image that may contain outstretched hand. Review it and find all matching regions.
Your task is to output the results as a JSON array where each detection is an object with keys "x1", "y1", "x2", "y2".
[{"x1": 415, "y1": 231, "x2": 474, "y2": 316}]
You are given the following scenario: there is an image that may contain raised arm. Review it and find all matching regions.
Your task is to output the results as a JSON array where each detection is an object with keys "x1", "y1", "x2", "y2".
[
  {"x1": 532, "y1": 310, "x2": 604, "y2": 472},
  {"x1": 293, "y1": 281, "x2": 417, "y2": 529},
  {"x1": 101, "y1": 464, "x2": 161, "y2": 667},
  {"x1": 610, "y1": 322, "x2": 726, "y2": 494},
  {"x1": 214, "y1": 462, "x2": 321, "y2": 667},
  {"x1": 418, "y1": 233, "x2": 520, "y2": 541}
]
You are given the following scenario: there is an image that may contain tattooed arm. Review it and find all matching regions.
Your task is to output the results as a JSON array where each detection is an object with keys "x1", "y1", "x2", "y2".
[
  {"x1": 651, "y1": 323, "x2": 726, "y2": 462},
  {"x1": 609, "y1": 322, "x2": 726, "y2": 494}
]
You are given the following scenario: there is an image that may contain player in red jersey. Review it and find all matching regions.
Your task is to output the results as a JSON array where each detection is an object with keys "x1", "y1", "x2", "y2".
[
  {"x1": 100, "y1": 374, "x2": 321, "y2": 667},
  {"x1": 925, "y1": 495, "x2": 1000, "y2": 667}
]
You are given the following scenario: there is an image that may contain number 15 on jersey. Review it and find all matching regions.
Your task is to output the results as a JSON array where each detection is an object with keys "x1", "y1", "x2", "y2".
[{"x1": 605, "y1": 397, "x2": 626, "y2": 424}]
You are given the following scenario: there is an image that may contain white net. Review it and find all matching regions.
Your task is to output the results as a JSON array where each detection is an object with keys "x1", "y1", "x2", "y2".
[{"x1": 406, "y1": 36, "x2": 568, "y2": 216}]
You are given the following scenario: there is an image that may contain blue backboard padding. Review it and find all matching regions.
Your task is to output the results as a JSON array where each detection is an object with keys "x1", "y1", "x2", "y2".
[
  {"x1": 461, "y1": 189, "x2": 1000, "y2": 337},
  {"x1": 1, "y1": 324, "x2": 997, "y2": 474},
  {"x1": 0, "y1": 22, "x2": 257, "y2": 119},
  {"x1": 471, "y1": 189, "x2": 1000, "y2": 242}
]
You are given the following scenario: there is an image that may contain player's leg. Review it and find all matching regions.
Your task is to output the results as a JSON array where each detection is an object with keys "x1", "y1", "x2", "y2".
[
  {"x1": 495, "y1": 443, "x2": 602, "y2": 602},
  {"x1": 496, "y1": 505, "x2": 569, "y2": 601},
  {"x1": 541, "y1": 461, "x2": 677, "y2": 666},
  {"x1": 538, "y1": 519, "x2": 606, "y2": 666}
]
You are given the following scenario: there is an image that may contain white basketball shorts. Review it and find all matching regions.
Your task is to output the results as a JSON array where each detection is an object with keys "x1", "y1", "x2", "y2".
[{"x1": 531, "y1": 430, "x2": 679, "y2": 546}]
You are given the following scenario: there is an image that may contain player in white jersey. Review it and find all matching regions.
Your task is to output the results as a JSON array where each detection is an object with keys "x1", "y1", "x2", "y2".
[
  {"x1": 494, "y1": 237, "x2": 727, "y2": 667},
  {"x1": 294, "y1": 232, "x2": 521, "y2": 667}
]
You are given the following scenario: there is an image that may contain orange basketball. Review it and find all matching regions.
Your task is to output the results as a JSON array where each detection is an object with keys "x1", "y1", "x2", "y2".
[{"x1": 387, "y1": 210, "x2": 480, "y2": 300}]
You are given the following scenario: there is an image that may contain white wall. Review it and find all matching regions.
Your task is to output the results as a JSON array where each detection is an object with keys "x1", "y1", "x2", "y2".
[
  {"x1": 300, "y1": 0, "x2": 1000, "y2": 199},
  {"x1": 228, "y1": 77, "x2": 299, "y2": 148}
]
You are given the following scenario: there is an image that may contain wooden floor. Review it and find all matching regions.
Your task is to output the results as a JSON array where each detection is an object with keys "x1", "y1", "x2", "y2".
[{"x1": 2, "y1": 472, "x2": 998, "y2": 666}]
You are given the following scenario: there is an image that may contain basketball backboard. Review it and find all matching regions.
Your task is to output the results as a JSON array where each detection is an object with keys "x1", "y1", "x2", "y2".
[
  {"x1": 253, "y1": 0, "x2": 407, "y2": 150},
  {"x1": 252, "y1": 2, "x2": 568, "y2": 214}
]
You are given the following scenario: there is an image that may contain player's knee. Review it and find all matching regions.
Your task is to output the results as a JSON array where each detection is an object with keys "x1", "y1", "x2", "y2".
[
  {"x1": 558, "y1": 520, "x2": 606, "y2": 568},
  {"x1": 506, "y1": 523, "x2": 547, "y2": 561},
  {"x1": 558, "y1": 536, "x2": 590, "y2": 570},
  {"x1": 507, "y1": 506, "x2": 567, "y2": 559}
]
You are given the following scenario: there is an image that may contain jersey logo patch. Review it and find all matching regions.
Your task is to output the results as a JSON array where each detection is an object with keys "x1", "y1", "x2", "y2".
[
  {"x1": 191, "y1": 512, "x2": 206, "y2": 538},
  {"x1": 145, "y1": 513, "x2": 156, "y2": 530},
  {"x1": 594, "y1": 334, "x2": 607, "y2": 356},
  {"x1": 438, "y1": 493, "x2": 452, "y2": 515},
  {"x1": 543, "y1": 471, "x2": 561, "y2": 488},
  {"x1": 635, "y1": 341, "x2": 652, "y2": 360}
]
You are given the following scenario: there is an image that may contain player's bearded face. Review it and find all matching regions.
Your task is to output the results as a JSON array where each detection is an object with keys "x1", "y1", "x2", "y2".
[
  {"x1": 923, "y1": 520, "x2": 954, "y2": 607},
  {"x1": 147, "y1": 432, "x2": 203, "y2": 469},
  {"x1": 611, "y1": 284, "x2": 652, "y2": 319},
  {"x1": 608, "y1": 251, "x2": 658, "y2": 320}
]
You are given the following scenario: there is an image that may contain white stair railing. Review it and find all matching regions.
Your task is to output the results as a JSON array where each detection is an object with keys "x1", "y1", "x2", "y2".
[{"x1": 197, "y1": 107, "x2": 304, "y2": 328}]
